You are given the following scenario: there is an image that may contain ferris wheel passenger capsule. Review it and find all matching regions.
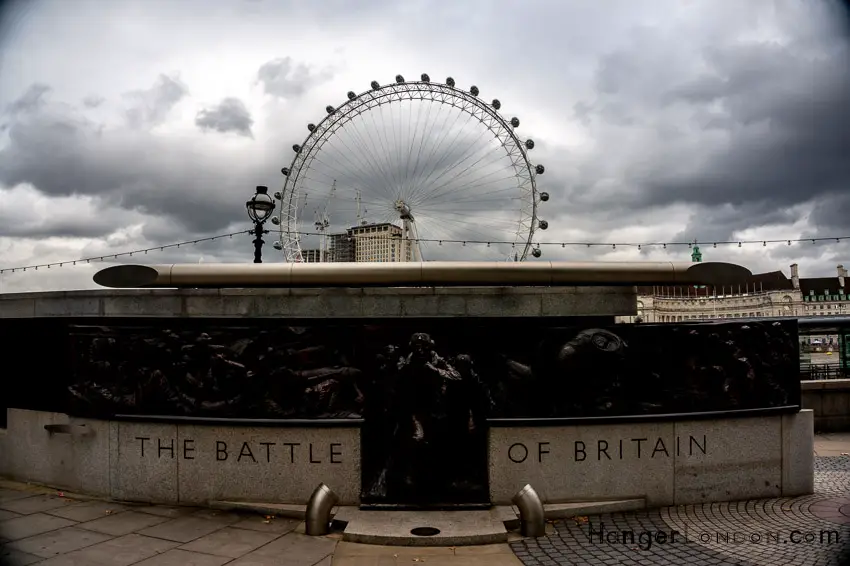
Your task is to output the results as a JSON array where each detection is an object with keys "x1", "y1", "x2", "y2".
[
  {"x1": 525, "y1": 139, "x2": 535, "y2": 150},
  {"x1": 421, "y1": 73, "x2": 430, "y2": 82},
  {"x1": 532, "y1": 247, "x2": 542, "y2": 258},
  {"x1": 492, "y1": 99, "x2": 501, "y2": 110},
  {"x1": 395, "y1": 74, "x2": 405, "y2": 83},
  {"x1": 326, "y1": 105, "x2": 335, "y2": 114},
  {"x1": 538, "y1": 219, "x2": 548, "y2": 230},
  {"x1": 307, "y1": 123, "x2": 315, "y2": 131},
  {"x1": 347, "y1": 91, "x2": 356, "y2": 100},
  {"x1": 273, "y1": 191, "x2": 282, "y2": 199},
  {"x1": 470, "y1": 85, "x2": 479, "y2": 96},
  {"x1": 535, "y1": 164, "x2": 545, "y2": 175},
  {"x1": 273, "y1": 241, "x2": 283, "y2": 250},
  {"x1": 281, "y1": 167, "x2": 290, "y2": 176},
  {"x1": 271, "y1": 216, "x2": 281, "y2": 225},
  {"x1": 371, "y1": 80, "x2": 380, "y2": 90},
  {"x1": 446, "y1": 77, "x2": 456, "y2": 87},
  {"x1": 539, "y1": 191, "x2": 549, "y2": 201},
  {"x1": 292, "y1": 144, "x2": 301, "y2": 153},
  {"x1": 511, "y1": 117, "x2": 520, "y2": 127}
]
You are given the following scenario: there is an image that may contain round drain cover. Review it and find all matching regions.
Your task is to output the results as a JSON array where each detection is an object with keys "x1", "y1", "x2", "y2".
[{"x1": 410, "y1": 527, "x2": 441, "y2": 537}]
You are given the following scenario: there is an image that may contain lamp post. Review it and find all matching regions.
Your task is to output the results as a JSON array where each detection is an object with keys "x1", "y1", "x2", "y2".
[{"x1": 246, "y1": 186, "x2": 275, "y2": 263}]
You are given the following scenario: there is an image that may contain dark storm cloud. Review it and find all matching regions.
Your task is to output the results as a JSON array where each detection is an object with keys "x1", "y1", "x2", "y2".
[
  {"x1": 563, "y1": 3, "x2": 850, "y2": 244},
  {"x1": 6, "y1": 83, "x2": 50, "y2": 114},
  {"x1": 0, "y1": 93, "x2": 271, "y2": 236},
  {"x1": 123, "y1": 74, "x2": 188, "y2": 128},
  {"x1": 195, "y1": 98, "x2": 254, "y2": 138},
  {"x1": 643, "y1": 41, "x2": 850, "y2": 209},
  {"x1": 256, "y1": 57, "x2": 334, "y2": 98}
]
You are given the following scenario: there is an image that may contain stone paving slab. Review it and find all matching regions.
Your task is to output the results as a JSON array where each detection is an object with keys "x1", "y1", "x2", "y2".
[
  {"x1": 1, "y1": 435, "x2": 849, "y2": 565},
  {"x1": 34, "y1": 534, "x2": 178, "y2": 566}
]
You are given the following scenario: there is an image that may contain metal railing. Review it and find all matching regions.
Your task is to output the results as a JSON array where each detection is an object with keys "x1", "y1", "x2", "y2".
[{"x1": 800, "y1": 363, "x2": 848, "y2": 380}]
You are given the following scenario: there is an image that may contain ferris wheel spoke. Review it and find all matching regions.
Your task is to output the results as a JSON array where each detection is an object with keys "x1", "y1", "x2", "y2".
[
  {"x1": 415, "y1": 157, "x2": 517, "y2": 206},
  {"x1": 307, "y1": 153, "x2": 381, "y2": 199},
  {"x1": 344, "y1": 114, "x2": 399, "y2": 202},
  {"x1": 411, "y1": 124, "x2": 495, "y2": 202},
  {"x1": 429, "y1": 185, "x2": 524, "y2": 203},
  {"x1": 416, "y1": 208, "x2": 521, "y2": 230},
  {"x1": 414, "y1": 140, "x2": 505, "y2": 204},
  {"x1": 365, "y1": 108, "x2": 395, "y2": 193},
  {"x1": 402, "y1": 99, "x2": 428, "y2": 196},
  {"x1": 316, "y1": 133, "x2": 388, "y2": 194},
  {"x1": 407, "y1": 99, "x2": 440, "y2": 197},
  {"x1": 370, "y1": 104, "x2": 402, "y2": 196},
  {"x1": 408, "y1": 110, "x2": 476, "y2": 202},
  {"x1": 343, "y1": 114, "x2": 401, "y2": 200}
]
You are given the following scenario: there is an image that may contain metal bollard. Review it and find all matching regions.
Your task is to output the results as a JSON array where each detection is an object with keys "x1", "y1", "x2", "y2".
[
  {"x1": 511, "y1": 484, "x2": 546, "y2": 537},
  {"x1": 305, "y1": 483, "x2": 338, "y2": 536}
]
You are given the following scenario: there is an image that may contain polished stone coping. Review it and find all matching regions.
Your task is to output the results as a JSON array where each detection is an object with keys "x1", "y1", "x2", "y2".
[{"x1": 487, "y1": 406, "x2": 802, "y2": 427}]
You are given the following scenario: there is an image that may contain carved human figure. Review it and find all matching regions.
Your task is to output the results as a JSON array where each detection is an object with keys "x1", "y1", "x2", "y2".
[{"x1": 390, "y1": 332, "x2": 460, "y2": 498}]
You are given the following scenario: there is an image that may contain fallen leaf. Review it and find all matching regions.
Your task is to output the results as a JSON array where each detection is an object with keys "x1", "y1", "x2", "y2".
[
  {"x1": 105, "y1": 510, "x2": 113, "y2": 515},
  {"x1": 57, "y1": 492, "x2": 65, "y2": 497},
  {"x1": 263, "y1": 520, "x2": 271, "y2": 524}
]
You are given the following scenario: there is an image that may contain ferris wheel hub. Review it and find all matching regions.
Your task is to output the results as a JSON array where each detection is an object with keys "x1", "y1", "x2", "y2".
[{"x1": 394, "y1": 200, "x2": 414, "y2": 220}]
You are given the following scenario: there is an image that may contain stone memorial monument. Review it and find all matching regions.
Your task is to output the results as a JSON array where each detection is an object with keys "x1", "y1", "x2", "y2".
[{"x1": 0, "y1": 260, "x2": 813, "y2": 519}]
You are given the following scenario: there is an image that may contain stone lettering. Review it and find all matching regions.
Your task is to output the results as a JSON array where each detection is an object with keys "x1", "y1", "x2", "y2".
[
  {"x1": 330, "y1": 443, "x2": 342, "y2": 464},
  {"x1": 503, "y1": 435, "x2": 709, "y2": 464},
  {"x1": 575, "y1": 441, "x2": 586, "y2": 461},
  {"x1": 183, "y1": 439, "x2": 195, "y2": 460},
  {"x1": 238, "y1": 442, "x2": 257, "y2": 463},
  {"x1": 651, "y1": 438, "x2": 669, "y2": 458},
  {"x1": 283, "y1": 442, "x2": 300, "y2": 463},
  {"x1": 537, "y1": 442, "x2": 549, "y2": 463},
  {"x1": 136, "y1": 436, "x2": 150, "y2": 458},
  {"x1": 127, "y1": 436, "x2": 347, "y2": 465},
  {"x1": 309, "y1": 443, "x2": 321, "y2": 464},
  {"x1": 598, "y1": 440, "x2": 611, "y2": 460},
  {"x1": 158, "y1": 438, "x2": 174, "y2": 459},
  {"x1": 260, "y1": 442, "x2": 275, "y2": 463},
  {"x1": 508, "y1": 443, "x2": 528, "y2": 463},
  {"x1": 689, "y1": 435, "x2": 706, "y2": 455}
]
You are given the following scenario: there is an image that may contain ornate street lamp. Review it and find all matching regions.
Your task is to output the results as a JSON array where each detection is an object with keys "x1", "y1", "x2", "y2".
[{"x1": 246, "y1": 186, "x2": 275, "y2": 263}]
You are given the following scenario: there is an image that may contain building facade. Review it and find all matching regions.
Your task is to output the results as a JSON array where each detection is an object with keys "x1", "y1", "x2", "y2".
[{"x1": 619, "y1": 258, "x2": 848, "y2": 324}]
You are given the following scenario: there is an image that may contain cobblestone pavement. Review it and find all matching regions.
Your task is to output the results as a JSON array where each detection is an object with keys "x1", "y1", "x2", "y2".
[{"x1": 511, "y1": 456, "x2": 850, "y2": 566}]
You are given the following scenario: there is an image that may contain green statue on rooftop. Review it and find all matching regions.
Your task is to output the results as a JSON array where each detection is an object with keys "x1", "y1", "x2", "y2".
[{"x1": 691, "y1": 242, "x2": 702, "y2": 262}]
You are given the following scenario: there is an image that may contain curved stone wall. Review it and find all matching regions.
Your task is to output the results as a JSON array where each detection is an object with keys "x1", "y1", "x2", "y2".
[{"x1": 0, "y1": 408, "x2": 813, "y2": 508}]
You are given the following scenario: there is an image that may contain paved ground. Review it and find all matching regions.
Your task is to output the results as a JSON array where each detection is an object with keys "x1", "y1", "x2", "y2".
[{"x1": 1, "y1": 434, "x2": 848, "y2": 566}]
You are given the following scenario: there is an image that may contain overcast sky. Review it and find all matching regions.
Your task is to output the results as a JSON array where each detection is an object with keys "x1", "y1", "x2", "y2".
[{"x1": 1, "y1": 0, "x2": 848, "y2": 293}]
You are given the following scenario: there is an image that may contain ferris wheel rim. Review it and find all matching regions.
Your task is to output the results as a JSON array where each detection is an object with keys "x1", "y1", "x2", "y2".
[{"x1": 276, "y1": 78, "x2": 543, "y2": 262}]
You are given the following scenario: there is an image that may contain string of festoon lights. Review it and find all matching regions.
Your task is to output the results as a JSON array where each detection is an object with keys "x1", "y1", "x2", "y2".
[{"x1": 1, "y1": 231, "x2": 849, "y2": 275}]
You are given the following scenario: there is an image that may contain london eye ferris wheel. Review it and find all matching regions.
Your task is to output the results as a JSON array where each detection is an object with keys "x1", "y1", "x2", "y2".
[{"x1": 271, "y1": 74, "x2": 550, "y2": 262}]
